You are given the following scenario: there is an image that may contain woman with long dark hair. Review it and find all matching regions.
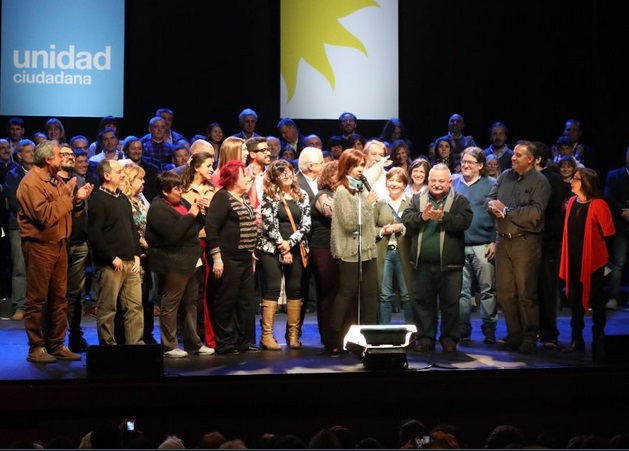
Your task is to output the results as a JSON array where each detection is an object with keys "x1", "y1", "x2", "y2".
[{"x1": 257, "y1": 160, "x2": 311, "y2": 350}]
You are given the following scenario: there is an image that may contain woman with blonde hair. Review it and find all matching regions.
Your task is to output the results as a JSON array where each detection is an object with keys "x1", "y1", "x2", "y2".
[
  {"x1": 257, "y1": 159, "x2": 311, "y2": 350},
  {"x1": 119, "y1": 162, "x2": 156, "y2": 344},
  {"x1": 211, "y1": 136, "x2": 248, "y2": 189}
]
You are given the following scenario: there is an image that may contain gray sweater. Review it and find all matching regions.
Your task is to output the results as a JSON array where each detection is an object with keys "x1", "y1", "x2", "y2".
[{"x1": 331, "y1": 185, "x2": 378, "y2": 262}]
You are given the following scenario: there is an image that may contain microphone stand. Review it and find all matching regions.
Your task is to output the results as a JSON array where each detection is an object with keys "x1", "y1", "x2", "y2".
[{"x1": 356, "y1": 182, "x2": 364, "y2": 326}]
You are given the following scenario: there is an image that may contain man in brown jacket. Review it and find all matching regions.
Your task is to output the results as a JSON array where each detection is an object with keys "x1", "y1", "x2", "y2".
[{"x1": 17, "y1": 141, "x2": 93, "y2": 363}]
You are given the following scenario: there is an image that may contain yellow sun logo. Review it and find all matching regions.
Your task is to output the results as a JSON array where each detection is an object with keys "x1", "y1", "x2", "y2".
[{"x1": 281, "y1": 0, "x2": 380, "y2": 102}]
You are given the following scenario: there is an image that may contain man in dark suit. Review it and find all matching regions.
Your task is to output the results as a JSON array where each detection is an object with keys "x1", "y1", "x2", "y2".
[
  {"x1": 294, "y1": 146, "x2": 324, "y2": 334},
  {"x1": 277, "y1": 117, "x2": 306, "y2": 157},
  {"x1": 296, "y1": 147, "x2": 324, "y2": 202},
  {"x1": 604, "y1": 146, "x2": 629, "y2": 309},
  {"x1": 231, "y1": 108, "x2": 261, "y2": 141}
]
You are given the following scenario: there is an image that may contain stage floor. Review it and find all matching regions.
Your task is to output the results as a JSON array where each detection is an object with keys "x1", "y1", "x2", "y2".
[
  {"x1": 1, "y1": 305, "x2": 628, "y2": 381},
  {"x1": 2, "y1": 306, "x2": 629, "y2": 448}
]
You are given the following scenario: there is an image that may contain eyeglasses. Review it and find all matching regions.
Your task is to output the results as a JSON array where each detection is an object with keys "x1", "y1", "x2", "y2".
[
  {"x1": 278, "y1": 171, "x2": 294, "y2": 179},
  {"x1": 461, "y1": 159, "x2": 479, "y2": 166},
  {"x1": 60, "y1": 152, "x2": 75, "y2": 158},
  {"x1": 572, "y1": 176, "x2": 582, "y2": 181},
  {"x1": 251, "y1": 147, "x2": 270, "y2": 153}
]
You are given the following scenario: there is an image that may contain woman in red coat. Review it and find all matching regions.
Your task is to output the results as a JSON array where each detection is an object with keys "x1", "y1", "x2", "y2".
[{"x1": 559, "y1": 168, "x2": 615, "y2": 360}]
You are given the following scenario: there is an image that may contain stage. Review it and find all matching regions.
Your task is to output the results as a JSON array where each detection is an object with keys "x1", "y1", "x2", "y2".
[{"x1": 1, "y1": 308, "x2": 629, "y2": 448}]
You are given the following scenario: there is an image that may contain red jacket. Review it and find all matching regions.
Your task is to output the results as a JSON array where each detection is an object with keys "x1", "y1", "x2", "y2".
[{"x1": 559, "y1": 196, "x2": 615, "y2": 309}]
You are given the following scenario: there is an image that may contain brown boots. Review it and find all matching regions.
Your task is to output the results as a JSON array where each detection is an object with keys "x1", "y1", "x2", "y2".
[
  {"x1": 260, "y1": 300, "x2": 281, "y2": 351},
  {"x1": 287, "y1": 299, "x2": 303, "y2": 349}
]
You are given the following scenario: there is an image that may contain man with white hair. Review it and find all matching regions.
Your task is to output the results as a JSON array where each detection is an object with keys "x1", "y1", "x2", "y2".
[{"x1": 297, "y1": 146, "x2": 324, "y2": 201}]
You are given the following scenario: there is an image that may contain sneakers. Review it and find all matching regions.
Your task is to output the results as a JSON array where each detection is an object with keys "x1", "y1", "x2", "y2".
[
  {"x1": 50, "y1": 345, "x2": 82, "y2": 361},
  {"x1": 164, "y1": 348, "x2": 188, "y2": 359},
  {"x1": 11, "y1": 310, "x2": 24, "y2": 321},
  {"x1": 606, "y1": 299, "x2": 618, "y2": 310},
  {"x1": 27, "y1": 347, "x2": 56, "y2": 364},
  {"x1": 194, "y1": 345, "x2": 215, "y2": 356}
]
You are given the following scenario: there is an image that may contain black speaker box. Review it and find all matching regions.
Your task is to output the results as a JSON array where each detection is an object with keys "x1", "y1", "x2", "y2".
[
  {"x1": 86, "y1": 344, "x2": 164, "y2": 379},
  {"x1": 604, "y1": 335, "x2": 629, "y2": 366}
]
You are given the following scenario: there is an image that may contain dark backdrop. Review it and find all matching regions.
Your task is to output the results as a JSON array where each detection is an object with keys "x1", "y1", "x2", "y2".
[{"x1": 1, "y1": 0, "x2": 627, "y2": 178}]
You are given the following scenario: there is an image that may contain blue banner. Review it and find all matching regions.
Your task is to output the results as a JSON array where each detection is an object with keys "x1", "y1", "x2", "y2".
[{"x1": 1, "y1": 0, "x2": 125, "y2": 117}]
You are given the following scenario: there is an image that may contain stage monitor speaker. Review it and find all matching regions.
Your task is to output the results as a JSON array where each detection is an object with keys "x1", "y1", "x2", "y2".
[
  {"x1": 344, "y1": 325, "x2": 417, "y2": 370},
  {"x1": 86, "y1": 344, "x2": 164, "y2": 379},
  {"x1": 604, "y1": 335, "x2": 629, "y2": 366}
]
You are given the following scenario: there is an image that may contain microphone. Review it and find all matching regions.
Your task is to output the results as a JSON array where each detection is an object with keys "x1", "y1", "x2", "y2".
[
  {"x1": 359, "y1": 175, "x2": 372, "y2": 192},
  {"x1": 346, "y1": 175, "x2": 363, "y2": 191}
]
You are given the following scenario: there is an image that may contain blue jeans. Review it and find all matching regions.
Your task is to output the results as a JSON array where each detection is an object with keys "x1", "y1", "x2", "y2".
[
  {"x1": 378, "y1": 249, "x2": 412, "y2": 324},
  {"x1": 608, "y1": 229, "x2": 629, "y2": 300},
  {"x1": 410, "y1": 262, "x2": 462, "y2": 346},
  {"x1": 459, "y1": 244, "x2": 497, "y2": 338}
]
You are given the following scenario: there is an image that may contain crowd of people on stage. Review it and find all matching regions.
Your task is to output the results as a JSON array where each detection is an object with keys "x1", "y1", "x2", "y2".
[
  {"x1": 1, "y1": 108, "x2": 627, "y2": 362},
  {"x1": 5, "y1": 416, "x2": 629, "y2": 449}
]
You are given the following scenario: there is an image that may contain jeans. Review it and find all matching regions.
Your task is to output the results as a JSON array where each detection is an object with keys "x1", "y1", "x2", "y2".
[
  {"x1": 378, "y1": 249, "x2": 412, "y2": 324},
  {"x1": 411, "y1": 262, "x2": 462, "y2": 346},
  {"x1": 459, "y1": 244, "x2": 497, "y2": 338},
  {"x1": 608, "y1": 229, "x2": 629, "y2": 301},
  {"x1": 8, "y1": 229, "x2": 26, "y2": 312}
]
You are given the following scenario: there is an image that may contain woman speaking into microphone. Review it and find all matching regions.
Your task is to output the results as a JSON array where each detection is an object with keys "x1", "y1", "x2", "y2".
[{"x1": 329, "y1": 148, "x2": 379, "y2": 356}]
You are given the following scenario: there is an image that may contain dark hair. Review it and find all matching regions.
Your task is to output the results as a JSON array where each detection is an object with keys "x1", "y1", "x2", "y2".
[
  {"x1": 379, "y1": 117, "x2": 407, "y2": 142},
  {"x1": 98, "y1": 115, "x2": 118, "y2": 130},
  {"x1": 182, "y1": 151, "x2": 214, "y2": 190},
  {"x1": 339, "y1": 111, "x2": 357, "y2": 122},
  {"x1": 206, "y1": 122, "x2": 223, "y2": 140},
  {"x1": 263, "y1": 159, "x2": 304, "y2": 201},
  {"x1": 73, "y1": 149, "x2": 88, "y2": 158},
  {"x1": 276, "y1": 117, "x2": 296, "y2": 130},
  {"x1": 461, "y1": 146, "x2": 488, "y2": 176},
  {"x1": 555, "y1": 135, "x2": 572, "y2": 148},
  {"x1": 397, "y1": 419, "x2": 428, "y2": 447},
  {"x1": 532, "y1": 141, "x2": 550, "y2": 167},
  {"x1": 98, "y1": 127, "x2": 118, "y2": 143},
  {"x1": 122, "y1": 135, "x2": 142, "y2": 155},
  {"x1": 557, "y1": 155, "x2": 578, "y2": 170},
  {"x1": 327, "y1": 136, "x2": 343, "y2": 149},
  {"x1": 156, "y1": 171, "x2": 183, "y2": 196},
  {"x1": 489, "y1": 121, "x2": 508, "y2": 136},
  {"x1": 220, "y1": 159, "x2": 245, "y2": 190},
  {"x1": 485, "y1": 424, "x2": 526, "y2": 449},
  {"x1": 576, "y1": 167, "x2": 602, "y2": 199},
  {"x1": 409, "y1": 158, "x2": 431, "y2": 182},
  {"x1": 7, "y1": 117, "x2": 24, "y2": 127}
]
